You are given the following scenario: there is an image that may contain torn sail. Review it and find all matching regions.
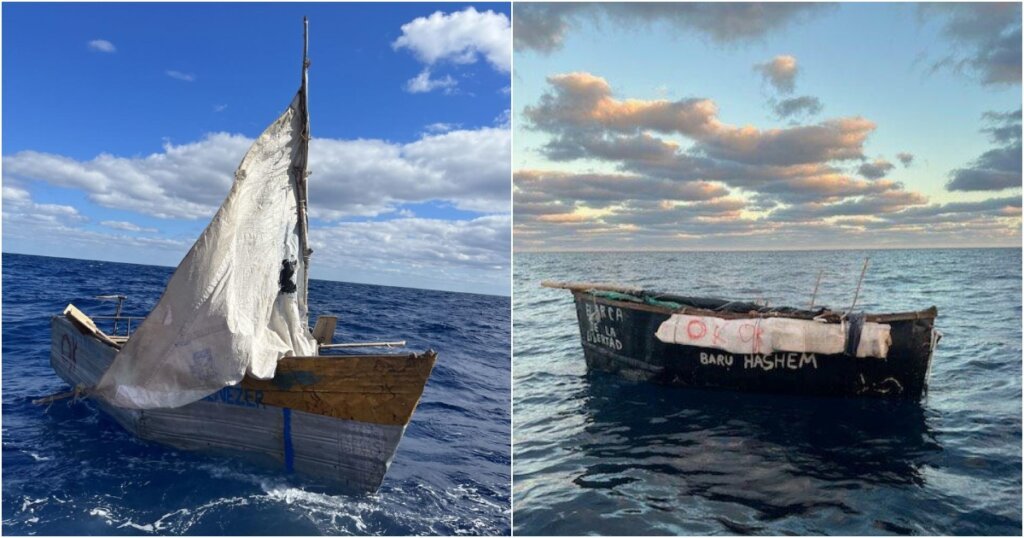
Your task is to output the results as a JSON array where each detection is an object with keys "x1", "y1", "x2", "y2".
[{"x1": 94, "y1": 94, "x2": 317, "y2": 409}]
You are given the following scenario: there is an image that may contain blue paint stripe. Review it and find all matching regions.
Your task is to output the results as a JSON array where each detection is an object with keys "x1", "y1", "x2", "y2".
[{"x1": 282, "y1": 407, "x2": 294, "y2": 473}]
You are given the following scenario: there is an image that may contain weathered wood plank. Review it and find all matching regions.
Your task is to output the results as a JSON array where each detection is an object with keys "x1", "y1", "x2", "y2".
[{"x1": 242, "y1": 352, "x2": 436, "y2": 426}]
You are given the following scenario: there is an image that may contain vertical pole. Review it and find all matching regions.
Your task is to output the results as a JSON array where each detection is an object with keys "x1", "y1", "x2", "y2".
[
  {"x1": 848, "y1": 257, "x2": 870, "y2": 313},
  {"x1": 808, "y1": 269, "x2": 824, "y2": 309},
  {"x1": 294, "y1": 16, "x2": 312, "y2": 330}
]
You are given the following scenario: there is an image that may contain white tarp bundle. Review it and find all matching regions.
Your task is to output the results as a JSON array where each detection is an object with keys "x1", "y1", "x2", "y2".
[
  {"x1": 94, "y1": 95, "x2": 318, "y2": 409},
  {"x1": 654, "y1": 314, "x2": 891, "y2": 358}
]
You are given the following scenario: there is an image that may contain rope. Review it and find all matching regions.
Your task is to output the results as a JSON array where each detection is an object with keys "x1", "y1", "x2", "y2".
[{"x1": 32, "y1": 384, "x2": 89, "y2": 406}]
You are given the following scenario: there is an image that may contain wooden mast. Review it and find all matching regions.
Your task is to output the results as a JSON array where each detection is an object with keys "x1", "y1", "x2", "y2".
[{"x1": 295, "y1": 16, "x2": 312, "y2": 329}]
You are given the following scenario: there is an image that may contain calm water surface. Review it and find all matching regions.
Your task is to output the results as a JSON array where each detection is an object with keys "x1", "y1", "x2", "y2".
[
  {"x1": 3, "y1": 253, "x2": 510, "y2": 535},
  {"x1": 513, "y1": 249, "x2": 1021, "y2": 535}
]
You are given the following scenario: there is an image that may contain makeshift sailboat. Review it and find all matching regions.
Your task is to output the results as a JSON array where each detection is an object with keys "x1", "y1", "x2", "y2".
[
  {"x1": 42, "y1": 19, "x2": 436, "y2": 492},
  {"x1": 544, "y1": 277, "x2": 940, "y2": 400}
]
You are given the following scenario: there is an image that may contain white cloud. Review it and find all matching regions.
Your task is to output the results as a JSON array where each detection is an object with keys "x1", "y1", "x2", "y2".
[
  {"x1": 213, "y1": 104, "x2": 228, "y2": 112},
  {"x1": 311, "y1": 215, "x2": 510, "y2": 293},
  {"x1": 2, "y1": 188, "x2": 186, "y2": 263},
  {"x1": 3, "y1": 185, "x2": 86, "y2": 224},
  {"x1": 166, "y1": 70, "x2": 195, "y2": 82},
  {"x1": 2, "y1": 127, "x2": 511, "y2": 220},
  {"x1": 405, "y1": 69, "x2": 457, "y2": 94},
  {"x1": 100, "y1": 220, "x2": 158, "y2": 233},
  {"x1": 423, "y1": 122, "x2": 461, "y2": 134},
  {"x1": 88, "y1": 39, "x2": 116, "y2": 53},
  {"x1": 393, "y1": 7, "x2": 511, "y2": 72},
  {"x1": 3, "y1": 117, "x2": 511, "y2": 293},
  {"x1": 3, "y1": 133, "x2": 251, "y2": 219},
  {"x1": 313, "y1": 215, "x2": 509, "y2": 271}
]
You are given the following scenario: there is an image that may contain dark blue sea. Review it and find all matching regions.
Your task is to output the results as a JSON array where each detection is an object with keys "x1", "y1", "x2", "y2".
[
  {"x1": 513, "y1": 248, "x2": 1022, "y2": 535},
  {"x1": 2, "y1": 252, "x2": 510, "y2": 535}
]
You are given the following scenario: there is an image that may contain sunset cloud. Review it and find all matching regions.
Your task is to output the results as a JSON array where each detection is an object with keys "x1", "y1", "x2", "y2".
[
  {"x1": 525, "y1": 72, "x2": 874, "y2": 167},
  {"x1": 755, "y1": 55, "x2": 799, "y2": 94}
]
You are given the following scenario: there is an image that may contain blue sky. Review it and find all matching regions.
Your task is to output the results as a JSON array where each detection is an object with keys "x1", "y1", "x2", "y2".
[
  {"x1": 3, "y1": 2, "x2": 511, "y2": 295},
  {"x1": 513, "y1": 3, "x2": 1022, "y2": 251}
]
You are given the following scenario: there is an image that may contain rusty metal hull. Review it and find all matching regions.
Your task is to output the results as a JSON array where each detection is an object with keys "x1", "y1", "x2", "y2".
[
  {"x1": 571, "y1": 291, "x2": 937, "y2": 400},
  {"x1": 50, "y1": 316, "x2": 434, "y2": 492}
]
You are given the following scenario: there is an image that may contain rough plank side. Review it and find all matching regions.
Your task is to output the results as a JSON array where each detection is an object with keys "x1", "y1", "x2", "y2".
[{"x1": 242, "y1": 352, "x2": 437, "y2": 426}]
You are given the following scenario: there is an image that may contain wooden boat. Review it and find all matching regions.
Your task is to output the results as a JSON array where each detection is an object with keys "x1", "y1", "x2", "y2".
[
  {"x1": 39, "y1": 19, "x2": 436, "y2": 493},
  {"x1": 543, "y1": 280, "x2": 940, "y2": 400}
]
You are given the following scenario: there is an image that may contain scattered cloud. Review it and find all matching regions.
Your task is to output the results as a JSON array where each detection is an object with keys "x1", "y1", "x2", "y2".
[
  {"x1": 525, "y1": 72, "x2": 873, "y2": 167},
  {"x1": 87, "y1": 39, "x2": 116, "y2": 53},
  {"x1": 896, "y1": 152, "x2": 914, "y2": 167},
  {"x1": 100, "y1": 220, "x2": 158, "y2": 233},
  {"x1": 313, "y1": 215, "x2": 509, "y2": 273},
  {"x1": 3, "y1": 126, "x2": 511, "y2": 221},
  {"x1": 3, "y1": 185, "x2": 86, "y2": 224},
  {"x1": 947, "y1": 109, "x2": 1022, "y2": 191},
  {"x1": 495, "y1": 109, "x2": 511, "y2": 128},
  {"x1": 3, "y1": 186, "x2": 189, "y2": 260},
  {"x1": 857, "y1": 158, "x2": 895, "y2": 180},
  {"x1": 393, "y1": 7, "x2": 510, "y2": 93},
  {"x1": 213, "y1": 104, "x2": 228, "y2": 113},
  {"x1": 394, "y1": 7, "x2": 511, "y2": 72},
  {"x1": 773, "y1": 95, "x2": 823, "y2": 119},
  {"x1": 514, "y1": 71, "x2": 1019, "y2": 250},
  {"x1": 921, "y1": 3, "x2": 1022, "y2": 86},
  {"x1": 165, "y1": 70, "x2": 196, "y2": 82},
  {"x1": 3, "y1": 186, "x2": 189, "y2": 259},
  {"x1": 514, "y1": 3, "x2": 828, "y2": 53},
  {"x1": 405, "y1": 69, "x2": 457, "y2": 94},
  {"x1": 3, "y1": 126, "x2": 511, "y2": 292},
  {"x1": 755, "y1": 55, "x2": 798, "y2": 94},
  {"x1": 423, "y1": 122, "x2": 462, "y2": 134}
]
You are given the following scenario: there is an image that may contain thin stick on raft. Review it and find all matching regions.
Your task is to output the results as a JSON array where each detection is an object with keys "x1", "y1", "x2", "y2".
[
  {"x1": 848, "y1": 257, "x2": 870, "y2": 313},
  {"x1": 809, "y1": 269, "x2": 825, "y2": 309},
  {"x1": 320, "y1": 341, "x2": 407, "y2": 349},
  {"x1": 541, "y1": 280, "x2": 644, "y2": 295}
]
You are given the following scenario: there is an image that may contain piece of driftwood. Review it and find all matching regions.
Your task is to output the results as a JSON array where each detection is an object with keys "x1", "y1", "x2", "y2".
[
  {"x1": 542, "y1": 280, "x2": 644, "y2": 295},
  {"x1": 320, "y1": 341, "x2": 406, "y2": 349},
  {"x1": 311, "y1": 316, "x2": 337, "y2": 345},
  {"x1": 63, "y1": 304, "x2": 121, "y2": 348}
]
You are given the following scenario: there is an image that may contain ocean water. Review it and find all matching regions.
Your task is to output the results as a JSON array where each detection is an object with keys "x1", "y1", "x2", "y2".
[
  {"x1": 2, "y1": 252, "x2": 510, "y2": 535},
  {"x1": 513, "y1": 249, "x2": 1022, "y2": 535}
]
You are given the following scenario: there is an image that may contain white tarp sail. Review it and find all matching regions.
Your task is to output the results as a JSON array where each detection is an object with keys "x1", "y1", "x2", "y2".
[
  {"x1": 654, "y1": 314, "x2": 891, "y2": 359},
  {"x1": 94, "y1": 94, "x2": 318, "y2": 409}
]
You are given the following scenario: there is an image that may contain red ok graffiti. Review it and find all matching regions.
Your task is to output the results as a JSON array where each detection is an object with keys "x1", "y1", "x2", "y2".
[
  {"x1": 738, "y1": 322, "x2": 765, "y2": 354},
  {"x1": 686, "y1": 319, "x2": 707, "y2": 340}
]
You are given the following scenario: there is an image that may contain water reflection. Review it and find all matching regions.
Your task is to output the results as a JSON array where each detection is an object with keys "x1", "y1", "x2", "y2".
[{"x1": 570, "y1": 373, "x2": 941, "y2": 527}]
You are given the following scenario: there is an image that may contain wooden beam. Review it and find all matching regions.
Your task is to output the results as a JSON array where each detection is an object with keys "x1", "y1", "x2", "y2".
[{"x1": 541, "y1": 280, "x2": 644, "y2": 295}]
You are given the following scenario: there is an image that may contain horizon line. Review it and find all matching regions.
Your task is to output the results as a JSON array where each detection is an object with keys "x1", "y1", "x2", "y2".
[
  {"x1": 1, "y1": 250, "x2": 511, "y2": 299},
  {"x1": 513, "y1": 244, "x2": 1022, "y2": 254}
]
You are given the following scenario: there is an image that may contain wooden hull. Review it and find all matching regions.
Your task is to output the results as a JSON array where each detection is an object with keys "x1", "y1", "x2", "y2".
[
  {"x1": 50, "y1": 315, "x2": 435, "y2": 492},
  {"x1": 571, "y1": 291, "x2": 938, "y2": 400}
]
